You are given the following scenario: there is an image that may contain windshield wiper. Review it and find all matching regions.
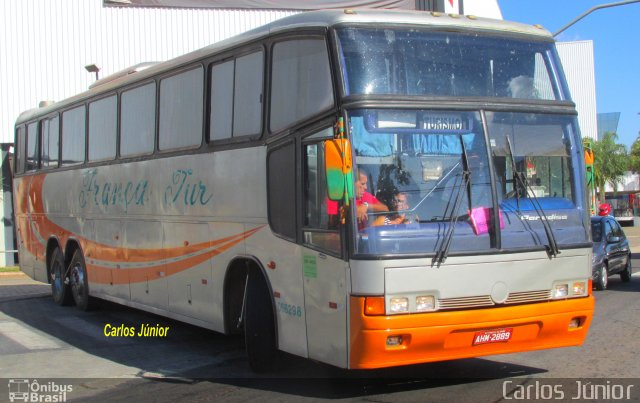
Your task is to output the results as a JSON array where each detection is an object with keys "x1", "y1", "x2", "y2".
[
  {"x1": 505, "y1": 136, "x2": 560, "y2": 258},
  {"x1": 432, "y1": 137, "x2": 471, "y2": 266}
]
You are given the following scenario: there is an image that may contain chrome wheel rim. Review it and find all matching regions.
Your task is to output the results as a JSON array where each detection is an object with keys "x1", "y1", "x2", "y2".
[
  {"x1": 70, "y1": 263, "x2": 86, "y2": 301},
  {"x1": 51, "y1": 260, "x2": 64, "y2": 296}
]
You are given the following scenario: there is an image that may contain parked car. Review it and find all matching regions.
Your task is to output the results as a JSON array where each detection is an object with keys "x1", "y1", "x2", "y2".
[{"x1": 591, "y1": 216, "x2": 632, "y2": 290}]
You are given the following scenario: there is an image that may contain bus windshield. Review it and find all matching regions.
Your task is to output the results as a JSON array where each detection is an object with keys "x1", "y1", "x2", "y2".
[
  {"x1": 337, "y1": 28, "x2": 563, "y2": 100},
  {"x1": 349, "y1": 109, "x2": 588, "y2": 256}
]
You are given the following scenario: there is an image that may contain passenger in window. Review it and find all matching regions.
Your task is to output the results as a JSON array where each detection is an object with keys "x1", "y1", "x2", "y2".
[{"x1": 382, "y1": 191, "x2": 417, "y2": 225}]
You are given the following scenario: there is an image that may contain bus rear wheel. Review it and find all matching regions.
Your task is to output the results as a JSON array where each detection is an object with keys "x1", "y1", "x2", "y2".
[
  {"x1": 49, "y1": 247, "x2": 72, "y2": 306},
  {"x1": 69, "y1": 250, "x2": 96, "y2": 311},
  {"x1": 244, "y1": 268, "x2": 277, "y2": 372}
]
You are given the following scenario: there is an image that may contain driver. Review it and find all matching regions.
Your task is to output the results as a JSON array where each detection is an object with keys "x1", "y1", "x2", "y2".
[{"x1": 354, "y1": 168, "x2": 388, "y2": 228}]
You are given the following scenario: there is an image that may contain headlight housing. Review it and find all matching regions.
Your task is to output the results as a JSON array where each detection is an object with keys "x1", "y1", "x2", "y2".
[{"x1": 552, "y1": 280, "x2": 588, "y2": 299}]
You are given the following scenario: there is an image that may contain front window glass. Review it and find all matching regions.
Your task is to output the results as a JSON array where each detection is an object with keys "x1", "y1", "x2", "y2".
[
  {"x1": 487, "y1": 112, "x2": 584, "y2": 249},
  {"x1": 337, "y1": 28, "x2": 561, "y2": 100},
  {"x1": 350, "y1": 109, "x2": 493, "y2": 255},
  {"x1": 349, "y1": 109, "x2": 588, "y2": 256}
]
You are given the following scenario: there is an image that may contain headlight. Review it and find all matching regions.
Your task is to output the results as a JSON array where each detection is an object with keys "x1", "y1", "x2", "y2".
[
  {"x1": 572, "y1": 281, "x2": 587, "y2": 296},
  {"x1": 389, "y1": 297, "x2": 409, "y2": 314},
  {"x1": 553, "y1": 284, "x2": 569, "y2": 298},
  {"x1": 416, "y1": 295, "x2": 436, "y2": 312},
  {"x1": 552, "y1": 280, "x2": 589, "y2": 299}
]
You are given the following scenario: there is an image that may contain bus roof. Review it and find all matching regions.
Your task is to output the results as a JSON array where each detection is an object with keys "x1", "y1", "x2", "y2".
[{"x1": 16, "y1": 9, "x2": 552, "y2": 125}]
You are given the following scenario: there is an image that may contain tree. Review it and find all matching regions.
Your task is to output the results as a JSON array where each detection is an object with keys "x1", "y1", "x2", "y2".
[
  {"x1": 629, "y1": 135, "x2": 640, "y2": 173},
  {"x1": 592, "y1": 132, "x2": 627, "y2": 203}
]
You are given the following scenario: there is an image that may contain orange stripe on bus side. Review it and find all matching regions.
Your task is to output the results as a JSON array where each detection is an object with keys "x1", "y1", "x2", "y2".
[{"x1": 20, "y1": 172, "x2": 265, "y2": 283}]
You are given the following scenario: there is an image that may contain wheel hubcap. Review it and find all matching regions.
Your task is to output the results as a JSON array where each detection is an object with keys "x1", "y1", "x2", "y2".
[
  {"x1": 71, "y1": 263, "x2": 85, "y2": 299},
  {"x1": 51, "y1": 262, "x2": 63, "y2": 294},
  {"x1": 602, "y1": 266, "x2": 608, "y2": 288}
]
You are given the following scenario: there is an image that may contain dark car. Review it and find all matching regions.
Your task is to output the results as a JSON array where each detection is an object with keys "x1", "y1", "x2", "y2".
[{"x1": 591, "y1": 216, "x2": 632, "y2": 290}]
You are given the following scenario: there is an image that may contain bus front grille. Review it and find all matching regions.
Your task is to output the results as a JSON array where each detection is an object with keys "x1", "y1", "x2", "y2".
[{"x1": 437, "y1": 290, "x2": 552, "y2": 310}]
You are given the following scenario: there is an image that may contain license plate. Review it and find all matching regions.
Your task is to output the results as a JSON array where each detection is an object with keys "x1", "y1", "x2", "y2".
[{"x1": 472, "y1": 328, "x2": 513, "y2": 345}]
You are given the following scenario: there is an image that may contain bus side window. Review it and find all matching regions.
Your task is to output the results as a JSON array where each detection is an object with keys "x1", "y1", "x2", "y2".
[
  {"x1": 26, "y1": 121, "x2": 39, "y2": 171},
  {"x1": 15, "y1": 126, "x2": 25, "y2": 174}
]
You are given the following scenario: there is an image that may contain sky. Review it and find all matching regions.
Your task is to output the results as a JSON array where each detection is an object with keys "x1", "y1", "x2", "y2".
[{"x1": 500, "y1": 0, "x2": 640, "y2": 148}]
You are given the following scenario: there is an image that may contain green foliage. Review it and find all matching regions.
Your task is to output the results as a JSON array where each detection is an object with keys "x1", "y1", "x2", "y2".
[
  {"x1": 592, "y1": 132, "x2": 627, "y2": 202},
  {"x1": 628, "y1": 136, "x2": 640, "y2": 173}
]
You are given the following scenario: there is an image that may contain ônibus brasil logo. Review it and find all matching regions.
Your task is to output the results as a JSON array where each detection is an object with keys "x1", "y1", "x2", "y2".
[{"x1": 8, "y1": 379, "x2": 72, "y2": 402}]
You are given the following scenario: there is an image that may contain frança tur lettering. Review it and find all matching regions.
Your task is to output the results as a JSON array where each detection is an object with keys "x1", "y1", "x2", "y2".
[
  {"x1": 164, "y1": 168, "x2": 213, "y2": 206},
  {"x1": 79, "y1": 169, "x2": 148, "y2": 210},
  {"x1": 78, "y1": 168, "x2": 213, "y2": 210}
]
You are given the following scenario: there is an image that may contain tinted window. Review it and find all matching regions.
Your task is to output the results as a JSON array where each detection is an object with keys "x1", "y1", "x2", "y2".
[
  {"x1": 209, "y1": 61, "x2": 234, "y2": 141},
  {"x1": 41, "y1": 116, "x2": 59, "y2": 168},
  {"x1": 268, "y1": 140, "x2": 296, "y2": 240},
  {"x1": 591, "y1": 221, "x2": 602, "y2": 242},
  {"x1": 159, "y1": 67, "x2": 204, "y2": 150},
  {"x1": 15, "y1": 126, "x2": 25, "y2": 173},
  {"x1": 26, "y1": 122, "x2": 38, "y2": 171},
  {"x1": 337, "y1": 28, "x2": 561, "y2": 100},
  {"x1": 62, "y1": 105, "x2": 86, "y2": 165},
  {"x1": 121, "y1": 82, "x2": 156, "y2": 157},
  {"x1": 270, "y1": 39, "x2": 334, "y2": 132},
  {"x1": 89, "y1": 95, "x2": 117, "y2": 161},
  {"x1": 233, "y1": 51, "x2": 263, "y2": 137},
  {"x1": 611, "y1": 220, "x2": 624, "y2": 238}
]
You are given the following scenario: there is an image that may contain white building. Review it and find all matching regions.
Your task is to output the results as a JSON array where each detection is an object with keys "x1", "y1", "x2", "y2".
[{"x1": 556, "y1": 41, "x2": 598, "y2": 141}]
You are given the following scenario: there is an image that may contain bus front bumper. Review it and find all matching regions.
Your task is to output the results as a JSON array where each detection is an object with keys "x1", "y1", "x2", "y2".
[{"x1": 349, "y1": 295, "x2": 594, "y2": 369}]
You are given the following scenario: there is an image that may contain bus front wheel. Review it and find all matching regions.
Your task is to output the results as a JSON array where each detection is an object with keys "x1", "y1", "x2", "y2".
[
  {"x1": 69, "y1": 250, "x2": 96, "y2": 311},
  {"x1": 244, "y1": 268, "x2": 277, "y2": 372},
  {"x1": 50, "y1": 247, "x2": 72, "y2": 306}
]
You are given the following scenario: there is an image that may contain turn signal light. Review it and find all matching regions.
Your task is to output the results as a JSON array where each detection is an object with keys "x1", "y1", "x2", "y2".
[{"x1": 364, "y1": 296, "x2": 385, "y2": 316}]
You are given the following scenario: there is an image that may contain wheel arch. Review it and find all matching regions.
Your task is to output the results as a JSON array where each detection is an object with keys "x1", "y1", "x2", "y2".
[
  {"x1": 45, "y1": 237, "x2": 62, "y2": 284},
  {"x1": 63, "y1": 238, "x2": 84, "y2": 268},
  {"x1": 222, "y1": 255, "x2": 277, "y2": 341}
]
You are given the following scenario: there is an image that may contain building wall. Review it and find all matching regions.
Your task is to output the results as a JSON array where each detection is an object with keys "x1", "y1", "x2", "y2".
[
  {"x1": 0, "y1": 0, "x2": 297, "y2": 145},
  {"x1": 556, "y1": 41, "x2": 598, "y2": 141}
]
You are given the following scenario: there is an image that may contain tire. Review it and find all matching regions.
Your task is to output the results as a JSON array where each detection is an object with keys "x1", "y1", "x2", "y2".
[
  {"x1": 621, "y1": 255, "x2": 633, "y2": 283},
  {"x1": 68, "y1": 249, "x2": 96, "y2": 311},
  {"x1": 49, "y1": 247, "x2": 72, "y2": 306},
  {"x1": 244, "y1": 268, "x2": 277, "y2": 372},
  {"x1": 595, "y1": 263, "x2": 609, "y2": 291}
]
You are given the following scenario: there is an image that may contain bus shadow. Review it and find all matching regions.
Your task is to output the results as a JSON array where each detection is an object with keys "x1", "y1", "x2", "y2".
[
  {"x1": 0, "y1": 292, "x2": 547, "y2": 400},
  {"x1": 193, "y1": 357, "x2": 546, "y2": 399},
  {"x1": 82, "y1": 356, "x2": 547, "y2": 401}
]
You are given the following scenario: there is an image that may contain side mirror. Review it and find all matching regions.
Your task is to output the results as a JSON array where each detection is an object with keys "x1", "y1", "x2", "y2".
[{"x1": 324, "y1": 138, "x2": 353, "y2": 201}]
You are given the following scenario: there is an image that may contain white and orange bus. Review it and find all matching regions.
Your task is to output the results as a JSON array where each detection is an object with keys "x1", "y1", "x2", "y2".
[{"x1": 13, "y1": 10, "x2": 594, "y2": 372}]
